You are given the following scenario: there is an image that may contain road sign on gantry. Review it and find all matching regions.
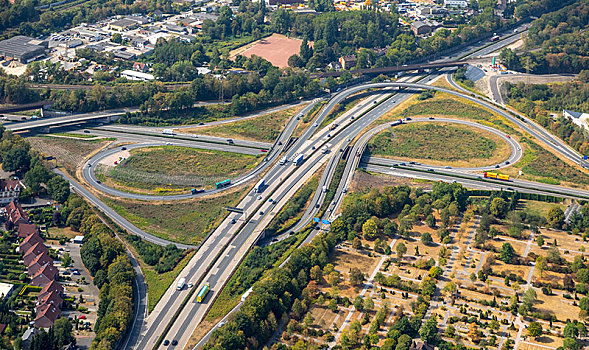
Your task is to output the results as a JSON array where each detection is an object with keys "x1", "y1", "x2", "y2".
[
  {"x1": 322, "y1": 219, "x2": 331, "y2": 225},
  {"x1": 314, "y1": 218, "x2": 320, "y2": 223},
  {"x1": 226, "y1": 206, "x2": 244, "y2": 214}
]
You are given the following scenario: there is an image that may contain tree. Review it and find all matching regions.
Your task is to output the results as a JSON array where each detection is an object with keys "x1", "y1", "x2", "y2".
[
  {"x1": 362, "y1": 218, "x2": 379, "y2": 239},
  {"x1": 490, "y1": 197, "x2": 508, "y2": 218},
  {"x1": 536, "y1": 255, "x2": 547, "y2": 277},
  {"x1": 350, "y1": 267, "x2": 365, "y2": 287},
  {"x1": 354, "y1": 296, "x2": 364, "y2": 311},
  {"x1": 425, "y1": 214, "x2": 436, "y2": 228},
  {"x1": 527, "y1": 321, "x2": 542, "y2": 338},
  {"x1": 111, "y1": 32, "x2": 122, "y2": 43},
  {"x1": 61, "y1": 252, "x2": 72, "y2": 268},
  {"x1": 53, "y1": 318, "x2": 74, "y2": 347},
  {"x1": 562, "y1": 337, "x2": 579, "y2": 350},
  {"x1": 47, "y1": 176, "x2": 70, "y2": 203},
  {"x1": 537, "y1": 236, "x2": 545, "y2": 247},
  {"x1": 421, "y1": 232, "x2": 433, "y2": 245},
  {"x1": 310, "y1": 265, "x2": 322, "y2": 281},
  {"x1": 364, "y1": 297, "x2": 374, "y2": 311},
  {"x1": 419, "y1": 316, "x2": 438, "y2": 344},
  {"x1": 500, "y1": 243, "x2": 515, "y2": 263},
  {"x1": 352, "y1": 237, "x2": 362, "y2": 250},
  {"x1": 468, "y1": 322, "x2": 480, "y2": 343},
  {"x1": 2, "y1": 147, "x2": 30, "y2": 173},
  {"x1": 328, "y1": 271, "x2": 341, "y2": 288},
  {"x1": 547, "y1": 207, "x2": 565, "y2": 229},
  {"x1": 396, "y1": 242, "x2": 407, "y2": 263}
]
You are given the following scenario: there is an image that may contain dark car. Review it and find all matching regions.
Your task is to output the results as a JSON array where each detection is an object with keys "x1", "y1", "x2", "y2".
[
  {"x1": 171, "y1": 340, "x2": 178, "y2": 346},
  {"x1": 163, "y1": 340, "x2": 170, "y2": 346},
  {"x1": 83, "y1": 130, "x2": 90, "y2": 133},
  {"x1": 121, "y1": 147, "x2": 127, "y2": 150},
  {"x1": 429, "y1": 117, "x2": 435, "y2": 120},
  {"x1": 495, "y1": 165, "x2": 500, "y2": 168}
]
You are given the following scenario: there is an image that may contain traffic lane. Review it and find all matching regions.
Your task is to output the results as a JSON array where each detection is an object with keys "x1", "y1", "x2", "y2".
[
  {"x1": 136, "y1": 214, "x2": 241, "y2": 349},
  {"x1": 446, "y1": 74, "x2": 586, "y2": 167},
  {"x1": 366, "y1": 164, "x2": 589, "y2": 200},
  {"x1": 167, "y1": 150, "x2": 332, "y2": 347}
]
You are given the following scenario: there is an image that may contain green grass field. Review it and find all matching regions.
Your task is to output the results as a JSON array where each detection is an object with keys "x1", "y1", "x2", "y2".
[
  {"x1": 98, "y1": 146, "x2": 260, "y2": 194},
  {"x1": 519, "y1": 141, "x2": 589, "y2": 185},
  {"x1": 367, "y1": 123, "x2": 509, "y2": 167},
  {"x1": 187, "y1": 104, "x2": 306, "y2": 142},
  {"x1": 100, "y1": 187, "x2": 247, "y2": 244}
]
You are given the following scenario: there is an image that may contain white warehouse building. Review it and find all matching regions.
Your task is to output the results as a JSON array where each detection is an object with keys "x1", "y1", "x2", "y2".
[{"x1": 121, "y1": 69, "x2": 155, "y2": 81}]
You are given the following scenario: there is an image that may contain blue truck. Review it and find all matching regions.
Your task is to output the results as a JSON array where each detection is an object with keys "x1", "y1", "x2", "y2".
[{"x1": 293, "y1": 154, "x2": 305, "y2": 166}]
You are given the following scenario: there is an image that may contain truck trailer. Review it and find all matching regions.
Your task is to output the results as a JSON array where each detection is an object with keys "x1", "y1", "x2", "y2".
[{"x1": 293, "y1": 154, "x2": 305, "y2": 166}]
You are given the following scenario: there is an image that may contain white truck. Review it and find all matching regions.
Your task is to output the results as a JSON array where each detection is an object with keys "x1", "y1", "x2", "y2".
[
  {"x1": 176, "y1": 277, "x2": 186, "y2": 291},
  {"x1": 162, "y1": 129, "x2": 175, "y2": 135},
  {"x1": 254, "y1": 178, "x2": 266, "y2": 193}
]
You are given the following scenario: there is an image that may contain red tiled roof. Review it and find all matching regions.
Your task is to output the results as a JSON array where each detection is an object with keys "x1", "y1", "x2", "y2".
[
  {"x1": 37, "y1": 290, "x2": 62, "y2": 309},
  {"x1": 34, "y1": 303, "x2": 61, "y2": 327},
  {"x1": 40, "y1": 280, "x2": 63, "y2": 296},
  {"x1": 23, "y1": 242, "x2": 49, "y2": 266},
  {"x1": 28, "y1": 252, "x2": 53, "y2": 276},
  {"x1": 17, "y1": 223, "x2": 38, "y2": 238},
  {"x1": 20, "y1": 232, "x2": 43, "y2": 252}
]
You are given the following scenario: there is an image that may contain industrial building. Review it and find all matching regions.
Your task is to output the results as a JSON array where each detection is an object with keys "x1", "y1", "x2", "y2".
[{"x1": 0, "y1": 36, "x2": 47, "y2": 63}]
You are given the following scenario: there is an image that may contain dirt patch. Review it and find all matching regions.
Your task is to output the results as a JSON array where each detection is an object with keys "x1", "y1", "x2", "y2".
[
  {"x1": 230, "y1": 34, "x2": 304, "y2": 68},
  {"x1": 99, "y1": 150, "x2": 130, "y2": 166}
]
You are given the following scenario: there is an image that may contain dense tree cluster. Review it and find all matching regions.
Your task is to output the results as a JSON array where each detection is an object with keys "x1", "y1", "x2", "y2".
[
  {"x1": 124, "y1": 234, "x2": 187, "y2": 273},
  {"x1": 505, "y1": 78, "x2": 589, "y2": 156},
  {"x1": 59, "y1": 195, "x2": 134, "y2": 350},
  {"x1": 501, "y1": 0, "x2": 589, "y2": 74}
]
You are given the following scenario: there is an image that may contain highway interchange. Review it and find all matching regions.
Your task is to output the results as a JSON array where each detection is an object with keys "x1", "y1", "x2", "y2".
[{"x1": 20, "y1": 21, "x2": 589, "y2": 350}]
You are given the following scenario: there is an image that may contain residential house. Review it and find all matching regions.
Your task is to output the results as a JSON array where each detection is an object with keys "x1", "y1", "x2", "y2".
[
  {"x1": 133, "y1": 62, "x2": 149, "y2": 72},
  {"x1": 23, "y1": 242, "x2": 49, "y2": 266},
  {"x1": 409, "y1": 339, "x2": 434, "y2": 350},
  {"x1": 37, "y1": 290, "x2": 63, "y2": 309},
  {"x1": 19, "y1": 232, "x2": 43, "y2": 253},
  {"x1": 39, "y1": 280, "x2": 64, "y2": 299},
  {"x1": 17, "y1": 223, "x2": 38, "y2": 239},
  {"x1": 563, "y1": 109, "x2": 589, "y2": 131},
  {"x1": 411, "y1": 21, "x2": 433, "y2": 35},
  {"x1": 21, "y1": 327, "x2": 39, "y2": 350},
  {"x1": 28, "y1": 253, "x2": 54, "y2": 276},
  {"x1": 5, "y1": 201, "x2": 27, "y2": 227},
  {"x1": 0, "y1": 179, "x2": 23, "y2": 205},
  {"x1": 339, "y1": 55, "x2": 357, "y2": 70},
  {"x1": 327, "y1": 61, "x2": 342, "y2": 71},
  {"x1": 443, "y1": 0, "x2": 468, "y2": 7},
  {"x1": 30, "y1": 263, "x2": 58, "y2": 286},
  {"x1": 34, "y1": 303, "x2": 61, "y2": 328}
]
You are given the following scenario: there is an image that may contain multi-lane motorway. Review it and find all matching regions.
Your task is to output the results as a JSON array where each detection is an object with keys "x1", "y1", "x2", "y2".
[{"x1": 44, "y1": 21, "x2": 589, "y2": 350}]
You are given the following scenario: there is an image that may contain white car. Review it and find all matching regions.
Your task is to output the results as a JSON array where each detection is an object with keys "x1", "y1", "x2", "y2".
[
  {"x1": 187, "y1": 282, "x2": 193, "y2": 288},
  {"x1": 313, "y1": 122, "x2": 318, "y2": 127}
]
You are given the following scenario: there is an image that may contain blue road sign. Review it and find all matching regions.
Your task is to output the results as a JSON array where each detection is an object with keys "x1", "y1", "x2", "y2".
[
  {"x1": 314, "y1": 218, "x2": 320, "y2": 223},
  {"x1": 585, "y1": 155, "x2": 588, "y2": 160},
  {"x1": 322, "y1": 219, "x2": 331, "y2": 225}
]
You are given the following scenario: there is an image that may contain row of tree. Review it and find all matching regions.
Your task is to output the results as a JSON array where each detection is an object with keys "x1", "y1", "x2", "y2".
[{"x1": 61, "y1": 194, "x2": 135, "y2": 350}]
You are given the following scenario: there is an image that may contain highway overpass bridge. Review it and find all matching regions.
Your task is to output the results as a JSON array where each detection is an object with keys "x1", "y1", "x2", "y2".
[
  {"x1": 310, "y1": 60, "x2": 468, "y2": 78},
  {"x1": 4, "y1": 108, "x2": 136, "y2": 133}
]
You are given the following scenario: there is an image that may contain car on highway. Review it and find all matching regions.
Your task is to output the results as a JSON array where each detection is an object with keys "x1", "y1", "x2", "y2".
[
  {"x1": 166, "y1": 142, "x2": 172, "y2": 145},
  {"x1": 187, "y1": 282, "x2": 193, "y2": 288},
  {"x1": 278, "y1": 141, "x2": 282, "y2": 145},
  {"x1": 315, "y1": 203, "x2": 320, "y2": 208},
  {"x1": 230, "y1": 218, "x2": 236, "y2": 224},
  {"x1": 268, "y1": 198, "x2": 274, "y2": 203},
  {"x1": 406, "y1": 117, "x2": 412, "y2": 121},
  {"x1": 505, "y1": 161, "x2": 510, "y2": 164},
  {"x1": 373, "y1": 100, "x2": 377, "y2": 104},
  {"x1": 218, "y1": 321, "x2": 226, "y2": 328},
  {"x1": 429, "y1": 117, "x2": 435, "y2": 120},
  {"x1": 445, "y1": 166, "x2": 452, "y2": 169},
  {"x1": 87, "y1": 164, "x2": 91, "y2": 167},
  {"x1": 409, "y1": 161, "x2": 416, "y2": 165},
  {"x1": 259, "y1": 210, "x2": 264, "y2": 215},
  {"x1": 83, "y1": 130, "x2": 90, "y2": 133},
  {"x1": 96, "y1": 180, "x2": 101, "y2": 184},
  {"x1": 427, "y1": 169, "x2": 434, "y2": 172},
  {"x1": 163, "y1": 340, "x2": 170, "y2": 346},
  {"x1": 121, "y1": 147, "x2": 127, "y2": 150},
  {"x1": 257, "y1": 195, "x2": 262, "y2": 200},
  {"x1": 506, "y1": 134, "x2": 510, "y2": 138},
  {"x1": 399, "y1": 162, "x2": 406, "y2": 166},
  {"x1": 313, "y1": 122, "x2": 318, "y2": 127},
  {"x1": 171, "y1": 340, "x2": 178, "y2": 346},
  {"x1": 495, "y1": 165, "x2": 500, "y2": 168}
]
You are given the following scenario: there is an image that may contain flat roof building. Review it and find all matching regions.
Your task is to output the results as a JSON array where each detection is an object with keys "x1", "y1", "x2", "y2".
[
  {"x1": 0, "y1": 282, "x2": 13, "y2": 299},
  {"x1": 0, "y1": 36, "x2": 46, "y2": 63},
  {"x1": 121, "y1": 69, "x2": 154, "y2": 81}
]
